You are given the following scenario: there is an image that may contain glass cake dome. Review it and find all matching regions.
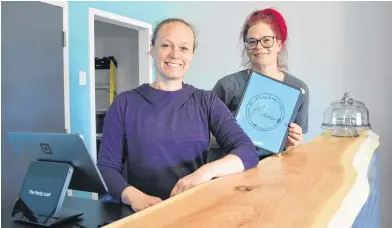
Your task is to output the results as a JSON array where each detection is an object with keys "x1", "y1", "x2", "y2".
[{"x1": 321, "y1": 92, "x2": 371, "y2": 137}]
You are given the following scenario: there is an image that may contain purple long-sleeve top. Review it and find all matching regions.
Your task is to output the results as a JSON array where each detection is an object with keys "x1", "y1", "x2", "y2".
[{"x1": 97, "y1": 83, "x2": 259, "y2": 202}]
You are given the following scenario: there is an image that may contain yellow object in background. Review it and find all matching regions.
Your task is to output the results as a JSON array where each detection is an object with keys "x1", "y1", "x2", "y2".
[{"x1": 109, "y1": 59, "x2": 116, "y2": 104}]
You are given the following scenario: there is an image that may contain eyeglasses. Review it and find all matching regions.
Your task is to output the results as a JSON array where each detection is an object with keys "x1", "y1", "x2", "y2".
[{"x1": 245, "y1": 36, "x2": 276, "y2": 50}]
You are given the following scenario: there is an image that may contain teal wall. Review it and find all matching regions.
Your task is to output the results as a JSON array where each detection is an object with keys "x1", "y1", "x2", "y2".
[
  {"x1": 68, "y1": 1, "x2": 173, "y2": 198},
  {"x1": 68, "y1": 1, "x2": 171, "y2": 153}
]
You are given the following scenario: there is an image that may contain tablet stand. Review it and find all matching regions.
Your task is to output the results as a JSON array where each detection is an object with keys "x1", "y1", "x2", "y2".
[{"x1": 11, "y1": 160, "x2": 84, "y2": 227}]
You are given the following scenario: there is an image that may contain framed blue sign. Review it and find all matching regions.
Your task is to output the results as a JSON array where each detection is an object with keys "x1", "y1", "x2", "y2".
[{"x1": 234, "y1": 71, "x2": 304, "y2": 154}]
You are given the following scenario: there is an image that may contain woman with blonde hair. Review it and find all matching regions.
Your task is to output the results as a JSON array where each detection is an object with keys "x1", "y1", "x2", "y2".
[{"x1": 97, "y1": 18, "x2": 259, "y2": 212}]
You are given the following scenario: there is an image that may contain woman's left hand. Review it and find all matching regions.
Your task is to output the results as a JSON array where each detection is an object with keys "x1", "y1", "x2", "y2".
[
  {"x1": 170, "y1": 166, "x2": 214, "y2": 197},
  {"x1": 286, "y1": 123, "x2": 303, "y2": 149}
]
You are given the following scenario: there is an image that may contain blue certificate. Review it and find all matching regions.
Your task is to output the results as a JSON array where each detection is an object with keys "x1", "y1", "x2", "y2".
[{"x1": 235, "y1": 71, "x2": 303, "y2": 154}]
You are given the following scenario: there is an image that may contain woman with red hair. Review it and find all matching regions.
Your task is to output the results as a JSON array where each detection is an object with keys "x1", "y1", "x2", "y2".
[{"x1": 210, "y1": 8, "x2": 309, "y2": 160}]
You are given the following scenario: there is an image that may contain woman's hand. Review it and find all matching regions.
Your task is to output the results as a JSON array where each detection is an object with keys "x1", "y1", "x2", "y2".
[
  {"x1": 121, "y1": 186, "x2": 162, "y2": 212},
  {"x1": 286, "y1": 123, "x2": 303, "y2": 149},
  {"x1": 130, "y1": 193, "x2": 162, "y2": 212},
  {"x1": 170, "y1": 166, "x2": 214, "y2": 197}
]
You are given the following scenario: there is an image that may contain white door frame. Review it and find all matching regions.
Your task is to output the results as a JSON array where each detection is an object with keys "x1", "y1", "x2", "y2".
[
  {"x1": 88, "y1": 8, "x2": 153, "y2": 161},
  {"x1": 40, "y1": 1, "x2": 70, "y2": 134}
]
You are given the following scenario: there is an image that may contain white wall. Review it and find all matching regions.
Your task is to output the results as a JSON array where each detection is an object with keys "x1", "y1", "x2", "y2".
[
  {"x1": 94, "y1": 20, "x2": 139, "y2": 111},
  {"x1": 342, "y1": 3, "x2": 392, "y2": 227},
  {"x1": 170, "y1": 1, "x2": 392, "y2": 226}
]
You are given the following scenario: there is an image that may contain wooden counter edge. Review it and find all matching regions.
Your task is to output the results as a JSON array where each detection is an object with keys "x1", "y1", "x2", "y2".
[
  {"x1": 325, "y1": 130, "x2": 380, "y2": 228},
  {"x1": 104, "y1": 130, "x2": 380, "y2": 228}
]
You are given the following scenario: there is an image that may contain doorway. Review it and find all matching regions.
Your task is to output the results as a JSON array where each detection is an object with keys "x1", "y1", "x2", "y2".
[
  {"x1": 1, "y1": 1, "x2": 69, "y2": 210},
  {"x1": 88, "y1": 8, "x2": 152, "y2": 162},
  {"x1": 94, "y1": 21, "x2": 139, "y2": 135}
]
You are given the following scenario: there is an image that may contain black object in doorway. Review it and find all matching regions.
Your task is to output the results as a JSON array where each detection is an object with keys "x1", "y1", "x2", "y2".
[{"x1": 95, "y1": 56, "x2": 118, "y2": 69}]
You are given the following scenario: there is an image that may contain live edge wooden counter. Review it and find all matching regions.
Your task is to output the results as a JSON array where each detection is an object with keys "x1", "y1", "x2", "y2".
[{"x1": 106, "y1": 130, "x2": 380, "y2": 228}]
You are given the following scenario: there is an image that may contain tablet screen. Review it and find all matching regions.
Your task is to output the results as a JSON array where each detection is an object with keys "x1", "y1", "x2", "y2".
[{"x1": 235, "y1": 72, "x2": 302, "y2": 153}]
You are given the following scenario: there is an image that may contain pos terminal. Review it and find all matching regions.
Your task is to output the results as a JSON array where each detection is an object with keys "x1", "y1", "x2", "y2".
[{"x1": 7, "y1": 132, "x2": 108, "y2": 227}]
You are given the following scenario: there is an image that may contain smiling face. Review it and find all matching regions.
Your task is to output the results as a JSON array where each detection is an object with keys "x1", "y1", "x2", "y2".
[
  {"x1": 245, "y1": 22, "x2": 282, "y2": 68},
  {"x1": 151, "y1": 22, "x2": 195, "y2": 81}
]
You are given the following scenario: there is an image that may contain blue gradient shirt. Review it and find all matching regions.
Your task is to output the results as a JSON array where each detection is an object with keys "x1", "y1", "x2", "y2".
[{"x1": 97, "y1": 83, "x2": 259, "y2": 201}]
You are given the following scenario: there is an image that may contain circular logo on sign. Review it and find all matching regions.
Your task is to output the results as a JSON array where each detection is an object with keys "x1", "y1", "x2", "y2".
[{"x1": 246, "y1": 93, "x2": 285, "y2": 131}]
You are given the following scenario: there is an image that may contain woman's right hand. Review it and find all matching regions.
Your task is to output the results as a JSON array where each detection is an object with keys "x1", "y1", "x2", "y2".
[
  {"x1": 121, "y1": 186, "x2": 163, "y2": 212},
  {"x1": 129, "y1": 193, "x2": 162, "y2": 212}
]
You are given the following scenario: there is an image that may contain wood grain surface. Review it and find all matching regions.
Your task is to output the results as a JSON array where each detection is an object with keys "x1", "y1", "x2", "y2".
[{"x1": 105, "y1": 130, "x2": 380, "y2": 228}]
